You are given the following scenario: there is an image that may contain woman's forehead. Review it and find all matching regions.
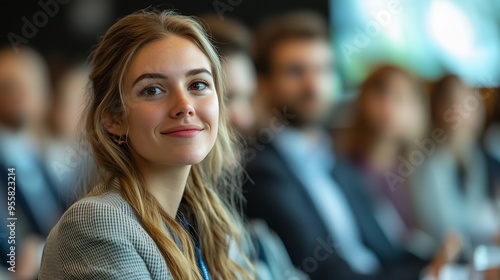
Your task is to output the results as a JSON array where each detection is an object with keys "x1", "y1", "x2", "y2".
[{"x1": 126, "y1": 36, "x2": 213, "y2": 82}]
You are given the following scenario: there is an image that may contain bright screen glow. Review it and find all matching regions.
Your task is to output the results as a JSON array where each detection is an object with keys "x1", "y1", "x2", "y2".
[{"x1": 331, "y1": 0, "x2": 500, "y2": 89}]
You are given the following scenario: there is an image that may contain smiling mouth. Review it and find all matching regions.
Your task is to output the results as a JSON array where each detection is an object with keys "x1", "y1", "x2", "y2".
[{"x1": 160, "y1": 125, "x2": 203, "y2": 138}]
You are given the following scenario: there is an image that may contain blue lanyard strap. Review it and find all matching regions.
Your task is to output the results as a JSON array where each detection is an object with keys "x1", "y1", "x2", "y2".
[
  {"x1": 195, "y1": 245, "x2": 211, "y2": 280},
  {"x1": 177, "y1": 213, "x2": 211, "y2": 280}
]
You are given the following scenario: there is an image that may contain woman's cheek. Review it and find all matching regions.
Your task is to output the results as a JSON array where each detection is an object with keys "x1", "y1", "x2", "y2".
[
  {"x1": 128, "y1": 103, "x2": 165, "y2": 142},
  {"x1": 201, "y1": 94, "x2": 219, "y2": 131}
]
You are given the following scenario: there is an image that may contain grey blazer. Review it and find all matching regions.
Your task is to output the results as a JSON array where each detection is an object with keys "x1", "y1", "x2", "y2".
[{"x1": 39, "y1": 189, "x2": 174, "y2": 279}]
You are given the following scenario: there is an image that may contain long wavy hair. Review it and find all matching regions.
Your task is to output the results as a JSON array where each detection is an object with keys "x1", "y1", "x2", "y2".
[{"x1": 81, "y1": 9, "x2": 252, "y2": 280}]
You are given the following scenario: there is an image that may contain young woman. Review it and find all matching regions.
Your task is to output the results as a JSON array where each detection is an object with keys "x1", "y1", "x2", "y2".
[
  {"x1": 337, "y1": 65, "x2": 429, "y2": 240},
  {"x1": 39, "y1": 10, "x2": 252, "y2": 280},
  {"x1": 334, "y1": 66, "x2": 463, "y2": 278}
]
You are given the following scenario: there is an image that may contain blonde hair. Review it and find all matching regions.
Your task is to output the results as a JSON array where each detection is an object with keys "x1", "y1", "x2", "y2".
[{"x1": 82, "y1": 9, "x2": 252, "y2": 280}]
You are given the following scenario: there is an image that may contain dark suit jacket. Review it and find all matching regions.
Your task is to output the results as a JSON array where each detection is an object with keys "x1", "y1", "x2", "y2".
[
  {"x1": 243, "y1": 143, "x2": 425, "y2": 280},
  {"x1": 485, "y1": 147, "x2": 500, "y2": 197},
  {"x1": 0, "y1": 159, "x2": 64, "y2": 269}
]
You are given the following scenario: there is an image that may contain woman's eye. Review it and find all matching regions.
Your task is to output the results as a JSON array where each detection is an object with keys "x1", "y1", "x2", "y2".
[
  {"x1": 189, "y1": 81, "x2": 208, "y2": 91},
  {"x1": 140, "y1": 86, "x2": 163, "y2": 96}
]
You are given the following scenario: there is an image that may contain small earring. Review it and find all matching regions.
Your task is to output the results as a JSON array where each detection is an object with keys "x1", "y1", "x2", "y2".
[
  {"x1": 118, "y1": 135, "x2": 125, "y2": 145},
  {"x1": 113, "y1": 135, "x2": 125, "y2": 146}
]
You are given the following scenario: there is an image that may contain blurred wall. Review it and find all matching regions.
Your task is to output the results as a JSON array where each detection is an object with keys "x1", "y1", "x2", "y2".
[{"x1": 0, "y1": 0, "x2": 329, "y2": 60}]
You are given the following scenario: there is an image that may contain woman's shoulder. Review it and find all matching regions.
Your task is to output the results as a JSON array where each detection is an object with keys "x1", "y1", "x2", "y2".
[
  {"x1": 69, "y1": 189, "x2": 132, "y2": 215},
  {"x1": 40, "y1": 190, "x2": 173, "y2": 279},
  {"x1": 80, "y1": 188, "x2": 136, "y2": 215},
  {"x1": 54, "y1": 189, "x2": 142, "y2": 239},
  {"x1": 43, "y1": 188, "x2": 159, "y2": 265}
]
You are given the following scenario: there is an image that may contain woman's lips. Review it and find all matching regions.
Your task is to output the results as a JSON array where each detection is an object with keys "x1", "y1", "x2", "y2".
[{"x1": 160, "y1": 125, "x2": 203, "y2": 138}]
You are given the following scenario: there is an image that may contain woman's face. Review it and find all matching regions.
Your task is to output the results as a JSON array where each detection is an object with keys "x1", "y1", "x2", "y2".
[
  {"x1": 362, "y1": 73, "x2": 424, "y2": 141},
  {"x1": 113, "y1": 36, "x2": 219, "y2": 167}
]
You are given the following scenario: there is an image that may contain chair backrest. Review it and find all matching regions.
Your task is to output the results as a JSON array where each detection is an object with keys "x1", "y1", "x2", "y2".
[{"x1": 248, "y1": 219, "x2": 309, "y2": 280}]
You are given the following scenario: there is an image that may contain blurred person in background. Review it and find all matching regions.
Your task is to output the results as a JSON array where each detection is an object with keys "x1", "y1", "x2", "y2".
[
  {"x1": 200, "y1": 15, "x2": 256, "y2": 135},
  {"x1": 0, "y1": 47, "x2": 50, "y2": 138},
  {"x1": 243, "y1": 18, "x2": 461, "y2": 277},
  {"x1": 331, "y1": 65, "x2": 469, "y2": 278},
  {"x1": 0, "y1": 46, "x2": 65, "y2": 280},
  {"x1": 410, "y1": 75, "x2": 500, "y2": 261},
  {"x1": 47, "y1": 61, "x2": 88, "y2": 149},
  {"x1": 242, "y1": 11, "x2": 433, "y2": 280},
  {"x1": 201, "y1": 15, "x2": 305, "y2": 280},
  {"x1": 334, "y1": 65, "x2": 428, "y2": 255},
  {"x1": 45, "y1": 61, "x2": 90, "y2": 208},
  {"x1": 243, "y1": 11, "x2": 348, "y2": 279}
]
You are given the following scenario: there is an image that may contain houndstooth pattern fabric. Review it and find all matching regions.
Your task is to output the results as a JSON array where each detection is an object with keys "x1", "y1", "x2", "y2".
[{"x1": 39, "y1": 189, "x2": 174, "y2": 279}]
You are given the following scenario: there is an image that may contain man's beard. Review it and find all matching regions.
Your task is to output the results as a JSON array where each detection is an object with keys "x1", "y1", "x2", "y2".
[{"x1": 275, "y1": 93, "x2": 328, "y2": 128}]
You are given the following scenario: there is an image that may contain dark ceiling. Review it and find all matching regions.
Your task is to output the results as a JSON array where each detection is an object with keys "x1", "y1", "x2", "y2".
[{"x1": 1, "y1": 0, "x2": 329, "y2": 60}]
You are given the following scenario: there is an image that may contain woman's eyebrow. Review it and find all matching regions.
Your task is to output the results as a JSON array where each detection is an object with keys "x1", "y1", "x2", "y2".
[
  {"x1": 132, "y1": 73, "x2": 167, "y2": 86},
  {"x1": 131, "y1": 69, "x2": 211, "y2": 86},
  {"x1": 186, "y1": 68, "x2": 212, "y2": 77}
]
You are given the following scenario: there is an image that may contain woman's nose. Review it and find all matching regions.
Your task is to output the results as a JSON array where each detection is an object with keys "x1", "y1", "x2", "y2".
[{"x1": 170, "y1": 89, "x2": 195, "y2": 118}]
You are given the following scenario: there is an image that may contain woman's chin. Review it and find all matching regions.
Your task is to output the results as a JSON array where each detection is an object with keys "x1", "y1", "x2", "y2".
[{"x1": 162, "y1": 153, "x2": 209, "y2": 166}]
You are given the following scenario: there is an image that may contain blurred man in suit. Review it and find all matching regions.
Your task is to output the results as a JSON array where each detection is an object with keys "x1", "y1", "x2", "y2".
[
  {"x1": 243, "y1": 12, "x2": 428, "y2": 279},
  {"x1": 0, "y1": 46, "x2": 65, "y2": 279}
]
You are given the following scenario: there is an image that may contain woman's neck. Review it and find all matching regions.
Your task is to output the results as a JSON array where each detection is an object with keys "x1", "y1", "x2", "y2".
[{"x1": 134, "y1": 155, "x2": 191, "y2": 218}]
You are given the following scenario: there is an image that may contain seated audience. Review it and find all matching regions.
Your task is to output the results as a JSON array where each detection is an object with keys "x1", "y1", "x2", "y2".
[
  {"x1": 242, "y1": 12, "x2": 449, "y2": 280},
  {"x1": 410, "y1": 75, "x2": 500, "y2": 258},
  {"x1": 334, "y1": 65, "x2": 429, "y2": 256},
  {"x1": 0, "y1": 46, "x2": 65, "y2": 280}
]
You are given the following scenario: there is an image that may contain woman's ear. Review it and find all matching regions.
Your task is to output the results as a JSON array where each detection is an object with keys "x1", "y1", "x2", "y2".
[{"x1": 102, "y1": 113, "x2": 126, "y2": 136}]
